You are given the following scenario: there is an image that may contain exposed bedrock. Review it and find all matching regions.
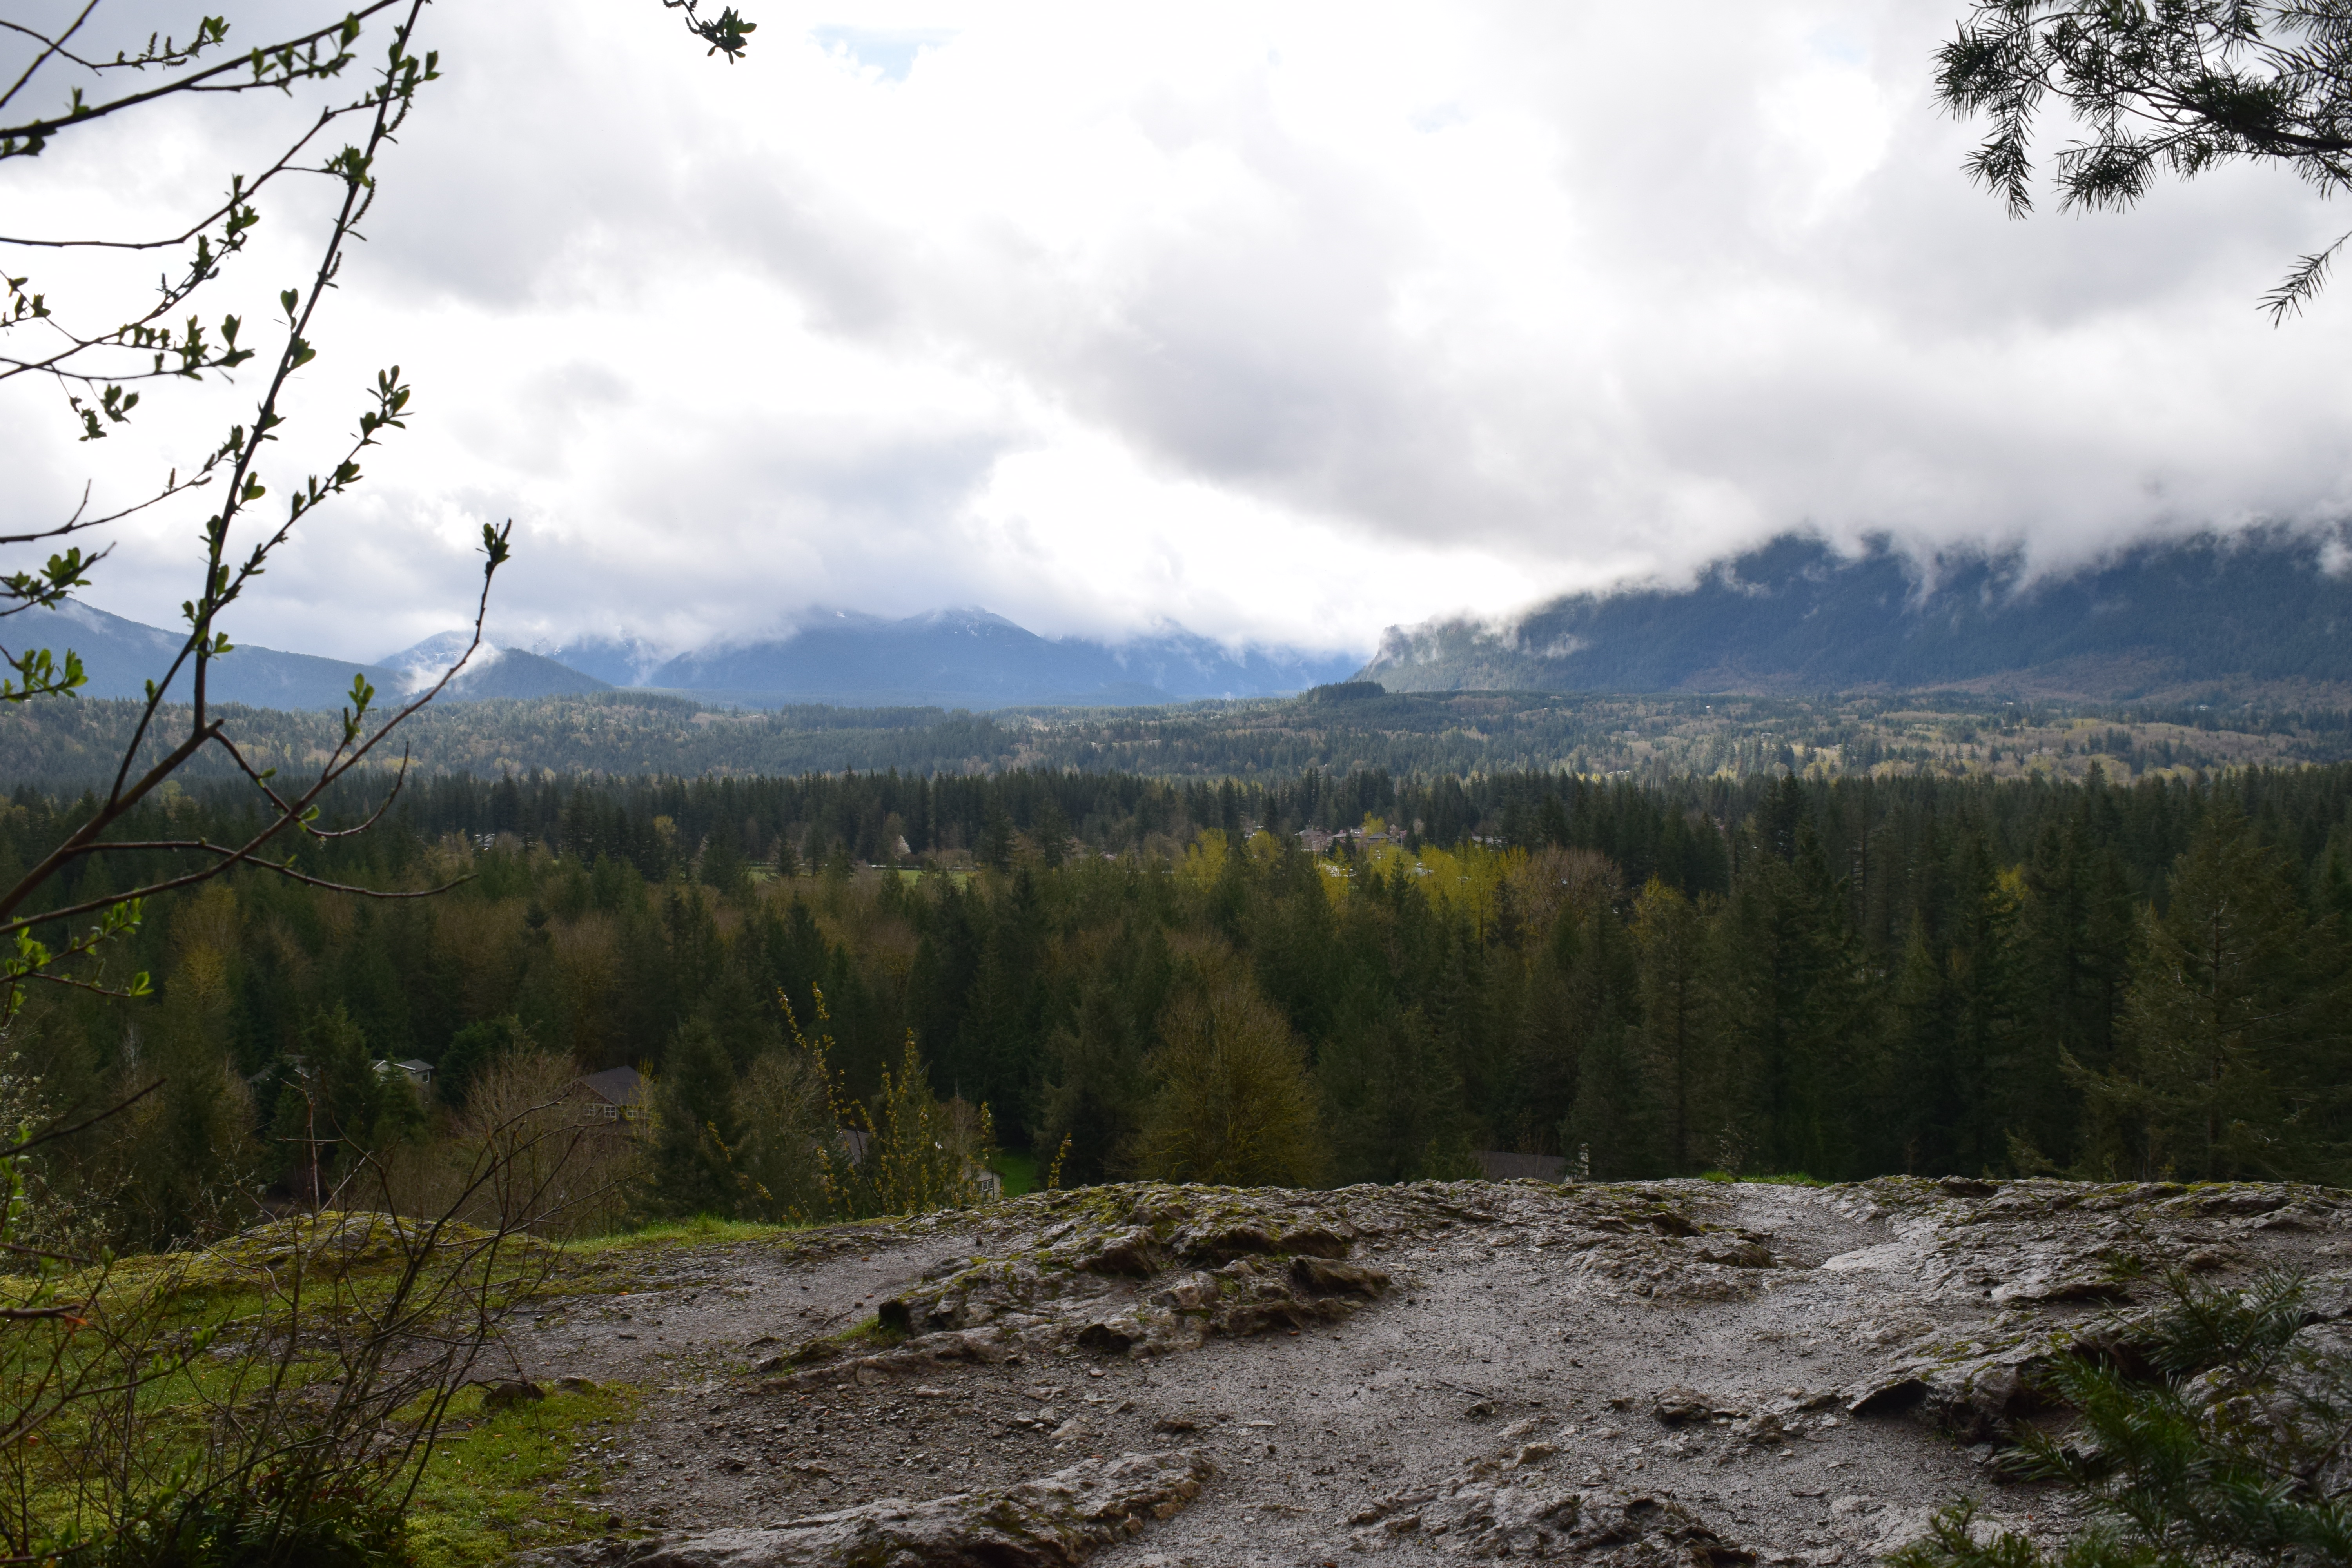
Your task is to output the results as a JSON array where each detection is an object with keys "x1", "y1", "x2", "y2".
[{"x1": 523, "y1": 1449, "x2": 1214, "y2": 1568}]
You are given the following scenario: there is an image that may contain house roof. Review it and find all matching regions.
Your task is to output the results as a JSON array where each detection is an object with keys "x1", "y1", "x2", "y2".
[
  {"x1": 396, "y1": 1059, "x2": 435, "y2": 1074},
  {"x1": 576, "y1": 1066, "x2": 646, "y2": 1107}
]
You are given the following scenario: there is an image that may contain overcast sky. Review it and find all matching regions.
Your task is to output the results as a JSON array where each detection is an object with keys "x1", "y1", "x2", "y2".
[{"x1": 7, "y1": 0, "x2": 2352, "y2": 664}]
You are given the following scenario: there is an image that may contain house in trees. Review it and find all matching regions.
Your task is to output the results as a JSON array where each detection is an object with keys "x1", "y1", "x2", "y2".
[
  {"x1": 376, "y1": 1058, "x2": 436, "y2": 1096},
  {"x1": 575, "y1": 1066, "x2": 648, "y2": 1122}
]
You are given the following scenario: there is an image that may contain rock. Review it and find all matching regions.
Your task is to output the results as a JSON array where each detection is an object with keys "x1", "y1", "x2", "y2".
[
  {"x1": 1148, "y1": 1271, "x2": 1220, "y2": 1311},
  {"x1": 1350, "y1": 1482, "x2": 1753, "y2": 1563},
  {"x1": 1075, "y1": 1313, "x2": 1144, "y2": 1354},
  {"x1": 524, "y1": 1448, "x2": 1215, "y2": 1568},
  {"x1": 1177, "y1": 1217, "x2": 1356, "y2": 1263},
  {"x1": 1067, "y1": 1226, "x2": 1168, "y2": 1277},
  {"x1": 1289, "y1": 1256, "x2": 1391, "y2": 1298},
  {"x1": 1842, "y1": 1325, "x2": 2082, "y2": 1439},
  {"x1": 1652, "y1": 1387, "x2": 1715, "y2": 1426},
  {"x1": 480, "y1": 1378, "x2": 546, "y2": 1411},
  {"x1": 1989, "y1": 1269, "x2": 2127, "y2": 1306},
  {"x1": 1695, "y1": 1237, "x2": 1777, "y2": 1268}
]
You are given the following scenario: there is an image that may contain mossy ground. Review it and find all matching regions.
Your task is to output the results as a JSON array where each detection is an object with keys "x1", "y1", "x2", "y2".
[
  {"x1": 405, "y1": 1380, "x2": 643, "y2": 1568},
  {"x1": 562, "y1": 1214, "x2": 811, "y2": 1254}
]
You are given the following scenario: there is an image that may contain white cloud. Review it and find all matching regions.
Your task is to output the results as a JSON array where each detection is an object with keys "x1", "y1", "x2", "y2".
[{"x1": 5, "y1": 0, "x2": 2351, "y2": 666}]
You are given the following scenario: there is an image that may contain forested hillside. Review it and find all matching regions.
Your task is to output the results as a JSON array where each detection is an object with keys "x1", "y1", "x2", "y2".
[
  {"x1": 6, "y1": 683, "x2": 2350, "y2": 787},
  {"x1": 9, "y1": 759, "x2": 2351, "y2": 1254}
]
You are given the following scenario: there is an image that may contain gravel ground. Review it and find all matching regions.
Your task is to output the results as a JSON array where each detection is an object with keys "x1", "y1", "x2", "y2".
[{"x1": 510, "y1": 1177, "x2": 2352, "y2": 1566}]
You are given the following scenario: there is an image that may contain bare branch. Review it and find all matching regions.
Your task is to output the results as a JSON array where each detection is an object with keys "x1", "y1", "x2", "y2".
[{"x1": 0, "y1": 2, "x2": 412, "y2": 154}]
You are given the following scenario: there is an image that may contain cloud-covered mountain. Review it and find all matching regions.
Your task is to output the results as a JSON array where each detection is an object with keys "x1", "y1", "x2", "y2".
[
  {"x1": 549, "y1": 609, "x2": 1361, "y2": 708},
  {"x1": 1361, "y1": 530, "x2": 2352, "y2": 701},
  {"x1": 16, "y1": 601, "x2": 1352, "y2": 715},
  {"x1": 379, "y1": 632, "x2": 614, "y2": 702},
  {"x1": 525, "y1": 634, "x2": 675, "y2": 689}
]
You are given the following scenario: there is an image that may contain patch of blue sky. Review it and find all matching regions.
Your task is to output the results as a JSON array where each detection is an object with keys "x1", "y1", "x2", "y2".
[
  {"x1": 1803, "y1": 24, "x2": 1867, "y2": 65},
  {"x1": 811, "y1": 27, "x2": 959, "y2": 83}
]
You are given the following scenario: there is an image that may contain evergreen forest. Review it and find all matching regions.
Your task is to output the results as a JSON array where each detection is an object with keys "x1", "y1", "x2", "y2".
[{"x1": 7, "y1": 755, "x2": 2352, "y2": 1253}]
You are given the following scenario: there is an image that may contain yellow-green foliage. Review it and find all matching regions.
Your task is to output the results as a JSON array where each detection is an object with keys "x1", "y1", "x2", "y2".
[
  {"x1": 1131, "y1": 960, "x2": 1327, "y2": 1188},
  {"x1": 405, "y1": 1381, "x2": 642, "y2": 1568},
  {"x1": 561, "y1": 1214, "x2": 809, "y2": 1254}
]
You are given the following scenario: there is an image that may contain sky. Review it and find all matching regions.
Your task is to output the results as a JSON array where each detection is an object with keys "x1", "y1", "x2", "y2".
[{"x1": 6, "y1": 0, "x2": 2352, "y2": 665}]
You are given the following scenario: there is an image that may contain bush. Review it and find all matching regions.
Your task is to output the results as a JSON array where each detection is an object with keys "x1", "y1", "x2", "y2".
[{"x1": 1891, "y1": 1270, "x2": 2352, "y2": 1568}]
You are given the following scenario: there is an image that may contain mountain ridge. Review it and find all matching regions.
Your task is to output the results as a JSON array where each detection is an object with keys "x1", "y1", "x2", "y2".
[
  {"x1": 1360, "y1": 529, "x2": 2352, "y2": 701},
  {"x1": 13, "y1": 599, "x2": 408, "y2": 710},
  {"x1": 548, "y1": 606, "x2": 1362, "y2": 708},
  {"x1": 15, "y1": 601, "x2": 1359, "y2": 713}
]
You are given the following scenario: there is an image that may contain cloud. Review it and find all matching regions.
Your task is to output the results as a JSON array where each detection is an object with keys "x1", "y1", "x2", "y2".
[{"x1": 6, "y1": 0, "x2": 2351, "y2": 666}]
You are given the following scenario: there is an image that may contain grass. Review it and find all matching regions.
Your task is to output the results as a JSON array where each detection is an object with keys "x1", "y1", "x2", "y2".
[
  {"x1": 1699, "y1": 1170, "x2": 1827, "y2": 1186},
  {"x1": 991, "y1": 1149, "x2": 1040, "y2": 1197},
  {"x1": 560, "y1": 1214, "x2": 811, "y2": 1255},
  {"x1": 0, "y1": 1280, "x2": 633, "y2": 1567},
  {"x1": 405, "y1": 1380, "x2": 643, "y2": 1568}
]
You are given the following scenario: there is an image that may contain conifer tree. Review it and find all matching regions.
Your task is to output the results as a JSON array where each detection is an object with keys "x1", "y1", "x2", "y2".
[
  {"x1": 648, "y1": 1017, "x2": 741, "y2": 1217},
  {"x1": 2077, "y1": 807, "x2": 2341, "y2": 1180},
  {"x1": 1631, "y1": 879, "x2": 1712, "y2": 1171},
  {"x1": 1323, "y1": 1004, "x2": 1475, "y2": 1184},
  {"x1": 1038, "y1": 964, "x2": 1159, "y2": 1185}
]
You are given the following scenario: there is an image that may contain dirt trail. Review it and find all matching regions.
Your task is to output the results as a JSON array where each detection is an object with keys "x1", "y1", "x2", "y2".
[{"x1": 514, "y1": 1177, "x2": 2352, "y2": 1566}]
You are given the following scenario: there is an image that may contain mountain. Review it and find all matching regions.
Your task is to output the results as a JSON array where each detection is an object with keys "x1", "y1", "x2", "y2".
[
  {"x1": 13, "y1": 599, "x2": 405, "y2": 710},
  {"x1": 1361, "y1": 530, "x2": 2352, "y2": 701},
  {"x1": 531, "y1": 633, "x2": 675, "y2": 688},
  {"x1": 16, "y1": 599, "x2": 1351, "y2": 715},
  {"x1": 635, "y1": 608, "x2": 1359, "y2": 708},
  {"x1": 1, "y1": 604, "x2": 610, "y2": 712},
  {"x1": 379, "y1": 632, "x2": 613, "y2": 702}
]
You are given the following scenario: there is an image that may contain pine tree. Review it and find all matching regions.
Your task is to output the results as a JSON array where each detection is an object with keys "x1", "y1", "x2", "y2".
[
  {"x1": 648, "y1": 1018, "x2": 742, "y2": 1217},
  {"x1": 699, "y1": 823, "x2": 752, "y2": 902},
  {"x1": 2077, "y1": 806, "x2": 2338, "y2": 1181},
  {"x1": 1323, "y1": 1003, "x2": 1475, "y2": 1185},
  {"x1": 1631, "y1": 879, "x2": 1712, "y2": 1171},
  {"x1": 1037, "y1": 962, "x2": 1159, "y2": 1185}
]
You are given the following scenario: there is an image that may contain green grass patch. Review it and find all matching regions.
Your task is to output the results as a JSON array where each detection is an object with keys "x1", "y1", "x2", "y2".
[
  {"x1": 405, "y1": 1381, "x2": 642, "y2": 1568},
  {"x1": 834, "y1": 1312, "x2": 907, "y2": 1351},
  {"x1": 991, "y1": 1149, "x2": 1040, "y2": 1197},
  {"x1": 560, "y1": 1214, "x2": 810, "y2": 1255},
  {"x1": 1699, "y1": 1170, "x2": 1827, "y2": 1186}
]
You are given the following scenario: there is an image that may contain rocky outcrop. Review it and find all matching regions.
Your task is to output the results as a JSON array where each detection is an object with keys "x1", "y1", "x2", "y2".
[
  {"x1": 515, "y1": 1175, "x2": 2352, "y2": 1568},
  {"x1": 1831, "y1": 1180, "x2": 2352, "y2": 1441},
  {"x1": 523, "y1": 1448, "x2": 1213, "y2": 1568},
  {"x1": 1823, "y1": 1179, "x2": 2342, "y2": 1309},
  {"x1": 760, "y1": 1181, "x2": 1783, "y2": 1390},
  {"x1": 1348, "y1": 1479, "x2": 1753, "y2": 1563}
]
